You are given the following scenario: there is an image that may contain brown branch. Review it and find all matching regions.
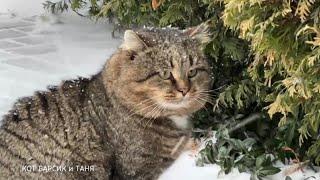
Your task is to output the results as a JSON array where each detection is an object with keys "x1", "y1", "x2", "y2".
[{"x1": 229, "y1": 113, "x2": 263, "y2": 134}]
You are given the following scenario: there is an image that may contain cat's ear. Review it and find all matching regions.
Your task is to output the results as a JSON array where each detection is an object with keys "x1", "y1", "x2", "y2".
[
  {"x1": 183, "y1": 22, "x2": 211, "y2": 45},
  {"x1": 121, "y1": 30, "x2": 147, "y2": 51}
]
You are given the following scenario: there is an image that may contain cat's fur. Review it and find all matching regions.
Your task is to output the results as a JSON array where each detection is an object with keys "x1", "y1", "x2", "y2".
[{"x1": 0, "y1": 25, "x2": 212, "y2": 180}]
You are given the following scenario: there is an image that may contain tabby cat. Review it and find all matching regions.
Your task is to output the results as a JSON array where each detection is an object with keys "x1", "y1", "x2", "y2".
[{"x1": 0, "y1": 24, "x2": 212, "y2": 180}]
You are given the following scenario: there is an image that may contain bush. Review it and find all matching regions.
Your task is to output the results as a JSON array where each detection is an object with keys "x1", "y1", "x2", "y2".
[{"x1": 45, "y1": 0, "x2": 320, "y2": 178}]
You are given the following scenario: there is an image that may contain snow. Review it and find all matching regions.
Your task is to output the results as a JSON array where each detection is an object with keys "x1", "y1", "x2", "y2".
[
  {"x1": 0, "y1": 13, "x2": 120, "y2": 117},
  {"x1": 160, "y1": 151, "x2": 251, "y2": 180},
  {"x1": 0, "y1": 4, "x2": 319, "y2": 180},
  {"x1": 0, "y1": 0, "x2": 47, "y2": 16}
]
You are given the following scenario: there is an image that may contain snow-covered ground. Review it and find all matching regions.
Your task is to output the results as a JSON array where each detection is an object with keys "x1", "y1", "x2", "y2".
[
  {"x1": 0, "y1": 0, "x2": 47, "y2": 16},
  {"x1": 0, "y1": 2, "x2": 319, "y2": 180},
  {"x1": 0, "y1": 13, "x2": 120, "y2": 117}
]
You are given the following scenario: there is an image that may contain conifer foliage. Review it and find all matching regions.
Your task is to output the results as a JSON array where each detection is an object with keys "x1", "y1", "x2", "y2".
[{"x1": 44, "y1": 0, "x2": 320, "y2": 178}]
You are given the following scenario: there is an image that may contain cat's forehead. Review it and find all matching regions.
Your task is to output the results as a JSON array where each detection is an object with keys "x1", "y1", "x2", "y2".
[
  {"x1": 158, "y1": 44, "x2": 199, "y2": 63},
  {"x1": 136, "y1": 28, "x2": 197, "y2": 45},
  {"x1": 131, "y1": 28, "x2": 206, "y2": 69},
  {"x1": 135, "y1": 44, "x2": 203, "y2": 72}
]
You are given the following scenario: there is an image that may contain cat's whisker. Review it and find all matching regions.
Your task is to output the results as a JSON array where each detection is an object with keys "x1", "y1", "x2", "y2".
[
  {"x1": 195, "y1": 95, "x2": 212, "y2": 105},
  {"x1": 126, "y1": 95, "x2": 163, "y2": 118},
  {"x1": 154, "y1": 106, "x2": 165, "y2": 122},
  {"x1": 128, "y1": 94, "x2": 165, "y2": 125},
  {"x1": 136, "y1": 103, "x2": 158, "y2": 117},
  {"x1": 194, "y1": 89, "x2": 216, "y2": 94},
  {"x1": 201, "y1": 85, "x2": 227, "y2": 92},
  {"x1": 197, "y1": 89, "x2": 217, "y2": 93},
  {"x1": 145, "y1": 105, "x2": 161, "y2": 127},
  {"x1": 148, "y1": 105, "x2": 165, "y2": 128},
  {"x1": 193, "y1": 98, "x2": 209, "y2": 114},
  {"x1": 196, "y1": 96, "x2": 211, "y2": 105},
  {"x1": 196, "y1": 92, "x2": 217, "y2": 99},
  {"x1": 197, "y1": 92, "x2": 216, "y2": 99},
  {"x1": 143, "y1": 104, "x2": 161, "y2": 127},
  {"x1": 195, "y1": 94, "x2": 215, "y2": 106},
  {"x1": 199, "y1": 95, "x2": 214, "y2": 105},
  {"x1": 126, "y1": 100, "x2": 154, "y2": 119},
  {"x1": 195, "y1": 92, "x2": 218, "y2": 97},
  {"x1": 194, "y1": 94, "x2": 216, "y2": 100},
  {"x1": 192, "y1": 92, "x2": 215, "y2": 101},
  {"x1": 133, "y1": 97, "x2": 158, "y2": 108},
  {"x1": 195, "y1": 91, "x2": 217, "y2": 97},
  {"x1": 126, "y1": 100, "x2": 157, "y2": 120}
]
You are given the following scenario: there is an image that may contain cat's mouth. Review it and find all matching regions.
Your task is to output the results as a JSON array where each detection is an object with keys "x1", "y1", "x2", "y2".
[{"x1": 158, "y1": 96, "x2": 192, "y2": 110}]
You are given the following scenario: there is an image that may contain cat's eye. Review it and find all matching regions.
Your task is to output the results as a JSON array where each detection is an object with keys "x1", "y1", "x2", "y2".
[
  {"x1": 188, "y1": 69, "x2": 197, "y2": 78},
  {"x1": 159, "y1": 70, "x2": 171, "y2": 80}
]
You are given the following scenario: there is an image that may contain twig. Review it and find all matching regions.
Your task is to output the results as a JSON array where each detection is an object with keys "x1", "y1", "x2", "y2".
[
  {"x1": 229, "y1": 113, "x2": 262, "y2": 134},
  {"x1": 192, "y1": 113, "x2": 263, "y2": 136}
]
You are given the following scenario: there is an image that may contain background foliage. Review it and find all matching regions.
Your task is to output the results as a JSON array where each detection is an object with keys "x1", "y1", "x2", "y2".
[{"x1": 45, "y1": 0, "x2": 320, "y2": 179}]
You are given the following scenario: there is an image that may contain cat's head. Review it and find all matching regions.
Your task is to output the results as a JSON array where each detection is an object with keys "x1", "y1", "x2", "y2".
[{"x1": 104, "y1": 24, "x2": 212, "y2": 120}]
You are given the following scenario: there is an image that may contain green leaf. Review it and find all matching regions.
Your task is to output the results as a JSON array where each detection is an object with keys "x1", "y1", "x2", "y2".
[
  {"x1": 234, "y1": 154, "x2": 245, "y2": 163},
  {"x1": 258, "y1": 166, "x2": 281, "y2": 176},
  {"x1": 255, "y1": 155, "x2": 266, "y2": 168},
  {"x1": 243, "y1": 138, "x2": 256, "y2": 150}
]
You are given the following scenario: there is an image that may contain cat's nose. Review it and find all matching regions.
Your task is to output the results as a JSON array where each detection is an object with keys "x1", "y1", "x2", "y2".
[
  {"x1": 177, "y1": 87, "x2": 190, "y2": 96},
  {"x1": 176, "y1": 85, "x2": 190, "y2": 96},
  {"x1": 173, "y1": 76, "x2": 191, "y2": 96}
]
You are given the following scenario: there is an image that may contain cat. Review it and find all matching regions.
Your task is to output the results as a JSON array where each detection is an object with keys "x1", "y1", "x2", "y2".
[{"x1": 0, "y1": 24, "x2": 212, "y2": 180}]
